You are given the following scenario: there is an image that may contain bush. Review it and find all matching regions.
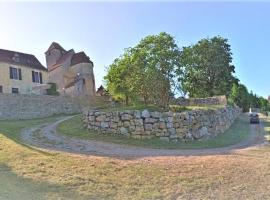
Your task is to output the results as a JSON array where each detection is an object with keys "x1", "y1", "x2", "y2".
[{"x1": 46, "y1": 83, "x2": 59, "y2": 96}]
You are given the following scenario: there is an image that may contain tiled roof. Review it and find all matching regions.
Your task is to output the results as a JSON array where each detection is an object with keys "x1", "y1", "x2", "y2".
[
  {"x1": 71, "y1": 51, "x2": 92, "y2": 66},
  {"x1": 46, "y1": 42, "x2": 66, "y2": 53},
  {"x1": 0, "y1": 49, "x2": 47, "y2": 71}
]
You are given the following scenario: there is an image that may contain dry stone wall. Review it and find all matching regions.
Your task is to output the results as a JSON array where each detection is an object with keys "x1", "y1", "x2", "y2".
[
  {"x1": 83, "y1": 106, "x2": 242, "y2": 142},
  {"x1": 172, "y1": 95, "x2": 227, "y2": 107},
  {"x1": 0, "y1": 94, "x2": 82, "y2": 120}
]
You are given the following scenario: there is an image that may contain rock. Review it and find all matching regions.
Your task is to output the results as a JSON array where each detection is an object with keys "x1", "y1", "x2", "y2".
[
  {"x1": 88, "y1": 116, "x2": 95, "y2": 121},
  {"x1": 173, "y1": 122, "x2": 180, "y2": 128},
  {"x1": 112, "y1": 116, "x2": 120, "y2": 122},
  {"x1": 96, "y1": 115, "x2": 106, "y2": 122},
  {"x1": 123, "y1": 121, "x2": 130, "y2": 128},
  {"x1": 168, "y1": 128, "x2": 176, "y2": 135},
  {"x1": 134, "y1": 119, "x2": 143, "y2": 126},
  {"x1": 159, "y1": 122, "x2": 166, "y2": 129},
  {"x1": 145, "y1": 124, "x2": 153, "y2": 131},
  {"x1": 110, "y1": 122, "x2": 118, "y2": 129},
  {"x1": 129, "y1": 125, "x2": 136, "y2": 132},
  {"x1": 192, "y1": 127, "x2": 208, "y2": 139},
  {"x1": 150, "y1": 111, "x2": 161, "y2": 118},
  {"x1": 168, "y1": 117, "x2": 173, "y2": 123},
  {"x1": 166, "y1": 122, "x2": 173, "y2": 129},
  {"x1": 142, "y1": 109, "x2": 150, "y2": 118},
  {"x1": 134, "y1": 110, "x2": 141, "y2": 118},
  {"x1": 100, "y1": 122, "x2": 109, "y2": 128},
  {"x1": 145, "y1": 117, "x2": 157, "y2": 123},
  {"x1": 135, "y1": 126, "x2": 144, "y2": 132},
  {"x1": 121, "y1": 114, "x2": 131, "y2": 121},
  {"x1": 152, "y1": 123, "x2": 159, "y2": 130},
  {"x1": 120, "y1": 127, "x2": 128, "y2": 135}
]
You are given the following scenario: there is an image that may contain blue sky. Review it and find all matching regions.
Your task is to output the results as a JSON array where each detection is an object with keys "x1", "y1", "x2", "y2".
[{"x1": 0, "y1": 1, "x2": 269, "y2": 98}]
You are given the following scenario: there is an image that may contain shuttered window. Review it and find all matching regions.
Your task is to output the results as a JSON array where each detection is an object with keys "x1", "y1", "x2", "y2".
[
  {"x1": 32, "y1": 71, "x2": 43, "y2": 84},
  {"x1": 9, "y1": 67, "x2": 22, "y2": 80}
]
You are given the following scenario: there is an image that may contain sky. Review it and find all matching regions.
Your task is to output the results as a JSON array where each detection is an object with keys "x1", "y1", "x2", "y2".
[{"x1": 0, "y1": 1, "x2": 269, "y2": 98}]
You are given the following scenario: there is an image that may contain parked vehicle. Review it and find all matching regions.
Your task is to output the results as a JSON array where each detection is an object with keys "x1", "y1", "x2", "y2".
[{"x1": 249, "y1": 113, "x2": 260, "y2": 124}]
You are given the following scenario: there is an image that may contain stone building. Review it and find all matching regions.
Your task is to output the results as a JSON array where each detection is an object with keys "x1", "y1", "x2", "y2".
[
  {"x1": 96, "y1": 85, "x2": 108, "y2": 96},
  {"x1": 45, "y1": 42, "x2": 96, "y2": 98},
  {"x1": 0, "y1": 49, "x2": 48, "y2": 94}
]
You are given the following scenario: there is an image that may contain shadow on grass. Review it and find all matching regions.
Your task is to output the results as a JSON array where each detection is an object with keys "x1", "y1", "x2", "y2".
[{"x1": 0, "y1": 164, "x2": 88, "y2": 200}]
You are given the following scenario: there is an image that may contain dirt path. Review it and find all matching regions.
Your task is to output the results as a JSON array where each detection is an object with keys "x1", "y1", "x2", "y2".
[{"x1": 21, "y1": 115, "x2": 268, "y2": 159}]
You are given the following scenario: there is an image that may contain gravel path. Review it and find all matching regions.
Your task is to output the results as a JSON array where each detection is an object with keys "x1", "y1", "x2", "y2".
[{"x1": 21, "y1": 115, "x2": 268, "y2": 159}]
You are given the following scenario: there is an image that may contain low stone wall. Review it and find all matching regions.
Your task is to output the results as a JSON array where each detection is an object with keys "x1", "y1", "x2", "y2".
[
  {"x1": 0, "y1": 94, "x2": 82, "y2": 120},
  {"x1": 83, "y1": 106, "x2": 242, "y2": 142},
  {"x1": 172, "y1": 95, "x2": 227, "y2": 107}
]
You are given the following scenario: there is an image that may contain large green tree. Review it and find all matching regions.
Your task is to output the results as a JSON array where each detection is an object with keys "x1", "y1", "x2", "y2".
[
  {"x1": 105, "y1": 32, "x2": 182, "y2": 107},
  {"x1": 179, "y1": 36, "x2": 237, "y2": 97}
]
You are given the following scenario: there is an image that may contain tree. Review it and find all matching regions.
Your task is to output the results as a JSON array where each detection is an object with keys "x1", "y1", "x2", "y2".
[
  {"x1": 104, "y1": 50, "x2": 134, "y2": 105},
  {"x1": 179, "y1": 36, "x2": 237, "y2": 98},
  {"x1": 105, "y1": 32, "x2": 182, "y2": 107},
  {"x1": 229, "y1": 83, "x2": 250, "y2": 112}
]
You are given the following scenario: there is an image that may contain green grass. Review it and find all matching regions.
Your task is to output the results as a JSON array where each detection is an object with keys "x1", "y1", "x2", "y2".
[
  {"x1": 98, "y1": 102, "x2": 226, "y2": 113},
  {"x1": 57, "y1": 113, "x2": 251, "y2": 149}
]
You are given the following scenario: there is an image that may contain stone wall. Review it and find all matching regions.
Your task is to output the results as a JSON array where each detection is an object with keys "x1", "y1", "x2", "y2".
[
  {"x1": 172, "y1": 95, "x2": 227, "y2": 107},
  {"x1": 0, "y1": 94, "x2": 82, "y2": 120},
  {"x1": 83, "y1": 106, "x2": 242, "y2": 142}
]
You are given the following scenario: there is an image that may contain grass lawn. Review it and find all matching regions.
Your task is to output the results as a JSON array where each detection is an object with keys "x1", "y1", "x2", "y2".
[
  {"x1": 57, "y1": 114, "x2": 251, "y2": 149},
  {"x1": 1, "y1": 115, "x2": 270, "y2": 199},
  {"x1": 100, "y1": 103, "x2": 226, "y2": 112}
]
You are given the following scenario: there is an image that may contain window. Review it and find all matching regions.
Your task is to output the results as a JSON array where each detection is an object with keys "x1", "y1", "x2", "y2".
[
  {"x1": 32, "y1": 71, "x2": 43, "y2": 84},
  {"x1": 9, "y1": 67, "x2": 22, "y2": 80},
  {"x1": 12, "y1": 88, "x2": 19, "y2": 94},
  {"x1": 0, "y1": 86, "x2": 2, "y2": 93}
]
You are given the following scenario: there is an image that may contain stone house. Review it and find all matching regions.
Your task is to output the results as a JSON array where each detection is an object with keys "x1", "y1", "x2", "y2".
[
  {"x1": 96, "y1": 85, "x2": 108, "y2": 96},
  {"x1": 45, "y1": 42, "x2": 96, "y2": 98},
  {"x1": 0, "y1": 49, "x2": 48, "y2": 94}
]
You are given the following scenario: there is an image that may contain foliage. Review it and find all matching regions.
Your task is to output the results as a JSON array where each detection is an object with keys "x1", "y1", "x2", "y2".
[
  {"x1": 229, "y1": 83, "x2": 269, "y2": 112},
  {"x1": 179, "y1": 36, "x2": 238, "y2": 98},
  {"x1": 104, "y1": 50, "x2": 134, "y2": 105},
  {"x1": 104, "y1": 32, "x2": 181, "y2": 107},
  {"x1": 228, "y1": 83, "x2": 250, "y2": 112},
  {"x1": 46, "y1": 83, "x2": 59, "y2": 96}
]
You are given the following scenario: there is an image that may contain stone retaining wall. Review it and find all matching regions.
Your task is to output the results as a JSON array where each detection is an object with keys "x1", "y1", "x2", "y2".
[
  {"x1": 0, "y1": 94, "x2": 82, "y2": 120},
  {"x1": 83, "y1": 106, "x2": 242, "y2": 142},
  {"x1": 172, "y1": 95, "x2": 227, "y2": 107}
]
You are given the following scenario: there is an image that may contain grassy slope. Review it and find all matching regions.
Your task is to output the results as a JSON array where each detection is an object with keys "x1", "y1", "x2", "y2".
[
  {"x1": 0, "y1": 115, "x2": 270, "y2": 199},
  {"x1": 57, "y1": 114, "x2": 251, "y2": 149}
]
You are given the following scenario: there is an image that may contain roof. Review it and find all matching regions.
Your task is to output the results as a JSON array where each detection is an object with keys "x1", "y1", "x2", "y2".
[
  {"x1": 97, "y1": 85, "x2": 104, "y2": 92},
  {"x1": 48, "y1": 49, "x2": 74, "y2": 72},
  {"x1": 46, "y1": 42, "x2": 66, "y2": 53},
  {"x1": 71, "y1": 51, "x2": 93, "y2": 66},
  {"x1": 0, "y1": 49, "x2": 47, "y2": 71}
]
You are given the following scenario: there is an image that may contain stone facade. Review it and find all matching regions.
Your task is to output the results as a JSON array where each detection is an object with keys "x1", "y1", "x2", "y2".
[
  {"x1": 83, "y1": 106, "x2": 241, "y2": 142},
  {"x1": 172, "y1": 95, "x2": 227, "y2": 107},
  {"x1": 0, "y1": 94, "x2": 82, "y2": 120},
  {"x1": 46, "y1": 42, "x2": 96, "y2": 98}
]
